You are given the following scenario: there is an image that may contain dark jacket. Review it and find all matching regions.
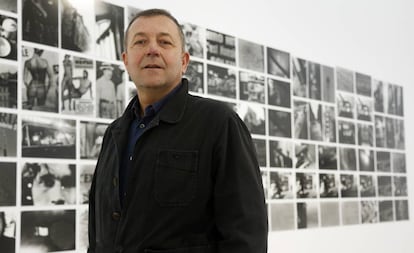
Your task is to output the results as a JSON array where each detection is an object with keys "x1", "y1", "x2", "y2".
[{"x1": 88, "y1": 79, "x2": 268, "y2": 253}]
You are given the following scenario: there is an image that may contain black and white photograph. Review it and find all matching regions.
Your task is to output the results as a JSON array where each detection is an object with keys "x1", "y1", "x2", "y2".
[
  {"x1": 294, "y1": 143, "x2": 316, "y2": 169},
  {"x1": 267, "y1": 47, "x2": 290, "y2": 79},
  {"x1": 377, "y1": 176, "x2": 392, "y2": 197},
  {"x1": 0, "y1": 112, "x2": 17, "y2": 157},
  {"x1": 96, "y1": 61, "x2": 125, "y2": 119},
  {"x1": 61, "y1": 54, "x2": 95, "y2": 115},
  {"x1": 296, "y1": 172, "x2": 318, "y2": 198},
  {"x1": 385, "y1": 117, "x2": 395, "y2": 149},
  {"x1": 337, "y1": 92, "x2": 355, "y2": 118},
  {"x1": 126, "y1": 5, "x2": 141, "y2": 23},
  {"x1": 340, "y1": 174, "x2": 358, "y2": 198},
  {"x1": 387, "y1": 83, "x2": 404, "y2": 116},
  {"x1": 61, "y1": 0, "x2": 93, "y2": 54},
  {"x1": 357, "y1": 123, "x2": 373, "y2": 147},
  {"x1": 292, "y1": 57, "x2": 307, "y2": 97},
  {"x1": 395, "y1": 200, "x2": 409, "y2": 221},
  {"x1": 269, "y1": 140, "x2": 292, "y2": 168},
  {"x1": 355, "y1": 72, "x2": 371, "y2": 97},
  {"x1": 361, "y1": 200, "x2": 378, "y2": 223},
  {"x1": 376, "y1": 151, "x2": 391, "y2": 172},
  {"x1": 0, "y1": 0, "x2": 17, "y2": 12},
  {"x1": 338, "y1": 120, "x2": 355, "y2": 144},
  {"x1": 184, "y1": 60, "x2": 204, "y2": 93},
  {"x1": 238, "y1": 38, "x2": 264, "y2": 72},
  {"x1": 268, "y1": 109, "x2": 291, "y2": 138},
  {"x1": 341, "y1": 201, "x2": 360, "y2": 225},
  {"x1": 0, "y1": 62, "x2": 17, "y2": 108},
  {"x1": 261, "y1": 170, "x2": 269, "y2": 200},
  {"x1": 206, "y1": 29, "x2": 235, "y2": 65},
  {"x1": 21, "y1": 210, "x2": 75, "y2": 252},
  {"x1": 386, "y1": 117, "x2": 405, "y2": 150},
  {"x1": 80, "y1": 121, "x2": 107, "y2": 159},
  {"x1": 323, "y1": 105, "x2": 336, "y2": 142},
  {"x1": 181, "y1": 22, "x2": 204, "y2": 58},
  {"x1": 293, "y1": 100, "x2": 308, "y2": 139},
  {"x1": 358, "y1": 148, "x2": 374, "y2": 172},
  {"x1": 22, "y1": 0, "x2": 58, "y2": 47},
  {"x1": 308, "y1": 61, "x2": 321, "y2": 100},
  {"x1": 78, "y1": 208, "x2": 89, "y2": 250},
  {"x1": 0, "y1": 14, "x2": 17, "y2": 60},
  {"x1": 270, "y1": 203, "x2": 295, "y2": 231},
  {"x1": 356, "y1": 96, "x2": 373, "y2": 121},
  {"x1": 318, "y1": 145, "x2": 337, "y2": 170},
  {"x1": 336, "y1": 67, "x2": 354, "y2": 93},
  {"x1": 297, "y1": 202, "x2": 319, "y2": 229},
  {"x1": 207, "y1": 64, "x2": 236, "y2": 98},
  {"x1": 392, "y1": 152, "x2": 406, "y2": 173},
  {"x1": 21, "y1": 116, "x2": 76, "y2": 158},
  {"x1": 0, "y1": 162, "x2": 16, "y2": 206},
  {"x1": 394, "y1": 176, "x2": 407, "y2": 197},
  {"x1": 359, "y1": 174, "x2": 376, "y2": 197},
  {"x1": 95, "y1": 0, "x2": 124, "y2": 61},
  {"x1": 269, "y1": 171, "x2": 293, "y2": 199},
  {"x1": 253, "y1": 139, "x2": 266, "y2": 167},
  {"x1": 239, "y1": 71, "x2": 265, "y2": 103},
  {"x1": 22, "y1": 46, "x2": 59, "y2": 112},
  {"x1": 379, "y1": 200, "x2": 394, "y2": 222},
  {"x1": 308, "y1": 102, "x2": 322, "y2": 141},
  {"x1": 375, "y1": 115, "x2": 386, "y2": 147},
  {"x1": 319, "y1": 173, "x2": 338, "y2": 198},
  {"x1": 21, "y1": 162, "x2": 76, "y2": 206},
  {"x1": 321, "y1": 65, "x2": 335, "y2": 103},
  {"x1": 0, "y1": 211, "x2": 16, "y2": 253},
  {"x1": 79, "y1": 164, "x2": 94, "y2": 204},
  {"x1": 339, "y1": 147, "x2": 356, "y2": 171},
  {"x1": 268, "y1": 78, "x2": 290, "y2": 108},
  {"x1": 236, "y1": 103, "x2": 265, "y2": 135},
  {"x1": 373, "y1": 79, "x2": 385, "y2": 112},
  {"x1": 320, "y1": 202, "x2": 340, "y2": 227}
]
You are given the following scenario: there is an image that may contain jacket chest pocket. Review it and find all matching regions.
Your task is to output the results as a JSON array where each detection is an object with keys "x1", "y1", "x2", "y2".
[{"x1": 155, "y1": 150, "x2": 198, "y2": 206}]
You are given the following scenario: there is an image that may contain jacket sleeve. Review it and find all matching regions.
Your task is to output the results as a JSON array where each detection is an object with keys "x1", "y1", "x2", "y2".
[{"x1": 213, "y1": 111, "x2": 268, "y2": 253}]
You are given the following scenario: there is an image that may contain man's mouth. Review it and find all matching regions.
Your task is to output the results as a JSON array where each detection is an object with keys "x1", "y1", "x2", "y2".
[{"x1": 143, "y1": 64, "x2": 162, "y2": 69}]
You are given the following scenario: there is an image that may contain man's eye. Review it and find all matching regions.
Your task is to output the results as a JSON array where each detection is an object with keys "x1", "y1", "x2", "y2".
[
  {"x1": 40, "y1": 174, "x2": 56, "y2": 188},
  {"x1": 134, "y1": 40, "x2": 145, "y2": 45},
  {"x1": 160, "y1": 40, "x2": 172, "y2": 45}
]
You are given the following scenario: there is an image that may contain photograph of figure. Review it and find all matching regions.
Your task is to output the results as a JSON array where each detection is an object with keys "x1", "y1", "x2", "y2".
[
  {"x1": 238, "y1": 38, "x2": 264, "y2": 72},
  {"x1": 206, "y1": 29, "x2": 235, "y2": 65},
  {"x1": 336, "y1": 67, "x2": 354, "y2": 93},
  {"x1": 376, "y1": 151, "x2": 391, "y2": 172},
  {"x1": 359, "y1": 175, "x2": 376, "y2": 197},
  {"x1": 184, "y1": 60, "x2": 204, "y2": 93},
  {"x1": 392, "y1": 152, "x2": 406, "y2": 173},
  {"x1": 268, "y1": 109, "x2": 291, "y2": 138},
  {"x1": 267, "y1": 78, "x2": 290, "y2": 108},
  {"x1": 0, "y1": 14, "x2": 17, "y2": 60},
  {"x1": 394, "y1": 176, "x2": 407, "y2": 197},
  {"x1": 21, "y1": 162, "x2": 76, "y2": 206},
  {"x1": 318, "y1": 145, "x2": 337, "y2": 170},
  {"x1": 253, "y1": 139, "x2": 266, "y2": 167},
  {"x1": 0, "y1": 162, "x2": 16, "y2": 206},
  {"x1": 358, "y1": 148, "x2": 374, "y2": 172},
  {"x1": 320, "y1": 202, "x2": 340, "y2": 227},
  {"x1": 308, "y1": 102, "x2": 322, "y2": 141},
  {"x1": 207, "y1": 64, "x2": 236, "y2": 98},
  {"x1": 239, "y1": 71, "x2": 265, "y2": 103},
  {"x1": 357, "y1": 123, "x2": 373, "y2": 146},
  {"x1": 292, "y1": 57, "x2": 307, "y2": 97},
  {"x1": 297, "y1": 202, "x2": 319, "y2": 229},
  {"x1": 337, "y1": 92, "x2": 354, "y2": 118},
  {"x1": 269, "y1": 140, "x2": 292, "y2": 168},
  {"x1": 20, "y1": 210, "x2": 75, "y2": 252},
  {"x1": 22, "y1": 0, "x2": 58, "y2": 47},
  {"x1": 319, "y1": 173, "x2": 338, "y2": 198},
  {"x1": 96, "y1": 61, "x2": 124, "y2": 119},
  {"x1": 294, "y1": 143, "x2": 316, "y2": 169},
  {"x1": 80, "y1": 121, "x2": 108, "y2": 159},
  {"x1": 356, "y1": 96, "x2": 373, "y2": 121},
  {"x1": 340, "y1": 174, "x2": 358, "y2": 197},
  {"x1": 181, "y1": 22, "x2": 204, "y2": 58},
  {"x1": 361, "y1": 200, "x2": 378, "y2": 223},
  {"x1": 339, "y1": 147, "x2": 356, "y2": 171},
  {"x1": 270, "y1": 203, "x2": 295, "y2": 231},
  {"x1": 79, "y1": 164, "x2": 94, "y2": 204},
  {"x1": 395, "y1": 200, "x2": 409, "y2": 221},
  {"x1": 269, "y1": 171, "x2": 293, "y2": 199},
  {"x1": 321, "y1": 65, "x2": 335, "y2": 103},
  {"x1": 0, "y1": 63, "x2": 17, "y2": 108},
  {"x1": 21, "y1": 116, "x2": 76, "y2": 158},
  {"x1": 95, "y1": 0, "x2": 124, "y2": 61},
  {"x1": 22, "y1": 46, "x2": 58, "y2": 112},
  {"x1": 379, "y1": 200, "x2": 394, "y2": 222},
  {"x1": 0, "y1": 0, "x2": 17, "y2": 12},
  {"x1": 341, "y1": 201, "x2": 360, "y2": 225},
  {"x1": 61, "y1": 54, "x2": 95, "y2": 115},
  {"x1": 293, "y1": 100, "x2": 308, "y2": 139},
  {"x1": 375, "y1": 115, "x2": 386, "y2": 147},
  {"x1": 267, "y1": 47, "x2": 290, "y2": 79},
  {"x1": 323, "y1": 105, "x2": 336, "y2": 142},
  {"x1": 377, "y1": 176, "x2": 392, "y2": 197},
  {"x1": 387, "y1": 84, "x2": 404, "y2": 116},
  {"x1": 308, "y1": 61, "x2": 321, "y2": 100},
  {"x1": 373, "y1": 79, "x2": 385, "y2": 112},
  {"x1": 236, "y1": 103, "x2": 265, "y2": 135},
  {"x1": 338, "y1": 120, "x2": 355, "y2": 144},
  {"x1": 261, "y1": 170, "x2": 269, "y2": 200},
  {"x1": 356, "y1": 72, "x2": 371, "y2": 97},
  {"x1": 296, "y1": 172, "x2": 317, "y2": 198},
  {"x1": 78, "y1": 208, "x2": 88, "y2": 250},
  {"x1": 386, "y1": 118, "x2": 405, "y2": 150},
  {"x1": 0, "y1": 112, "x2": 16, "y2": 157},
  {"x1": 61, "y1": 0, "x2": 93, "y2": 54},
  {"x1": 0, "y1": 211, "x2": 15, "y2": 253}
]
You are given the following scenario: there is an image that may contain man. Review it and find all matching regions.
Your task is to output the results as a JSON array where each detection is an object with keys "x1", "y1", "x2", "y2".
[
  {"x1": 88, "y1": 9, "x2": 267, "y2": 253},
  {"x1": 96, "y1": 63, "x2": 117, "y2": 118}
]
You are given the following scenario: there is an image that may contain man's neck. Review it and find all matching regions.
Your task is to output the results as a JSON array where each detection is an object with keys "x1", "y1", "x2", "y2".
[{"x1": 136, "y1": 85, "x2": 178, "y2": 116}]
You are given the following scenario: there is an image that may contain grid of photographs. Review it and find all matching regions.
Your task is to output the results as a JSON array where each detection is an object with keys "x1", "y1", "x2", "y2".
[{"x1": 0, "y1": 1, "x2": 410, "y2": 252}]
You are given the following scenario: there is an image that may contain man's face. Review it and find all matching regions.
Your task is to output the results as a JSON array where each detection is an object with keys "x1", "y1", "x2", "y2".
[{"x1": 122, "y1": 15, "x2": 189, "y2": 92}]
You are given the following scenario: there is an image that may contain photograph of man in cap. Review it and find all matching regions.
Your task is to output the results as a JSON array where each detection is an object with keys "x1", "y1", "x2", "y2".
[{"x1": 96, "y1": 62, "x2": 117, "y2": 118}]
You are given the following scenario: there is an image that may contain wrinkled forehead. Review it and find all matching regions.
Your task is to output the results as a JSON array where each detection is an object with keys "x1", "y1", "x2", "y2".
[
  {"x1": 39, "y1": 164, "x2": 72, "y2": 178},
  {"x1": 129, "y1": 15, "x2": 181, "y2": 40}
]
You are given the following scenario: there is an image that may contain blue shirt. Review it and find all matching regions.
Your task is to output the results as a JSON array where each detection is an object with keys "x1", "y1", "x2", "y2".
[{"x1": 119, "y1": 83, "x2": 183, "y2": 207}]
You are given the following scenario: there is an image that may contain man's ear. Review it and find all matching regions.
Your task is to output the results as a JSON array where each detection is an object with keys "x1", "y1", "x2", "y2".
[
  {"x1": 181, "y1": 52, "x2": 190, "y2": 74},
  {"x1": 122, "y1": 51, "x2": 128, "y2": 66}
]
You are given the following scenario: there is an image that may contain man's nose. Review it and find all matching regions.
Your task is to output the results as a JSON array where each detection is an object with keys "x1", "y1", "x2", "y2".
[
  {"x1": 146, "y1": 41, "x2": 160, "y2": 56},
  {"x1": 49, "y1": 181, "x2": 65, "y2": 205}
]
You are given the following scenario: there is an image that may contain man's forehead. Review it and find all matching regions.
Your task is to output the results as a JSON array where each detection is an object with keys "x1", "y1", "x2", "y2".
[{"x1": 129, "y1": 15, "x2": 179, "y2": 34}]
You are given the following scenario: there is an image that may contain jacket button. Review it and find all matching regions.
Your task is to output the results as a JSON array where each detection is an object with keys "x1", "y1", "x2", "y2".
[
  {"x1": 112, "y1": 177, "x2": 118, "y2": 187},
  {"x1": 112, "y1": 212, "x2": 121, "y2": 221}
]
